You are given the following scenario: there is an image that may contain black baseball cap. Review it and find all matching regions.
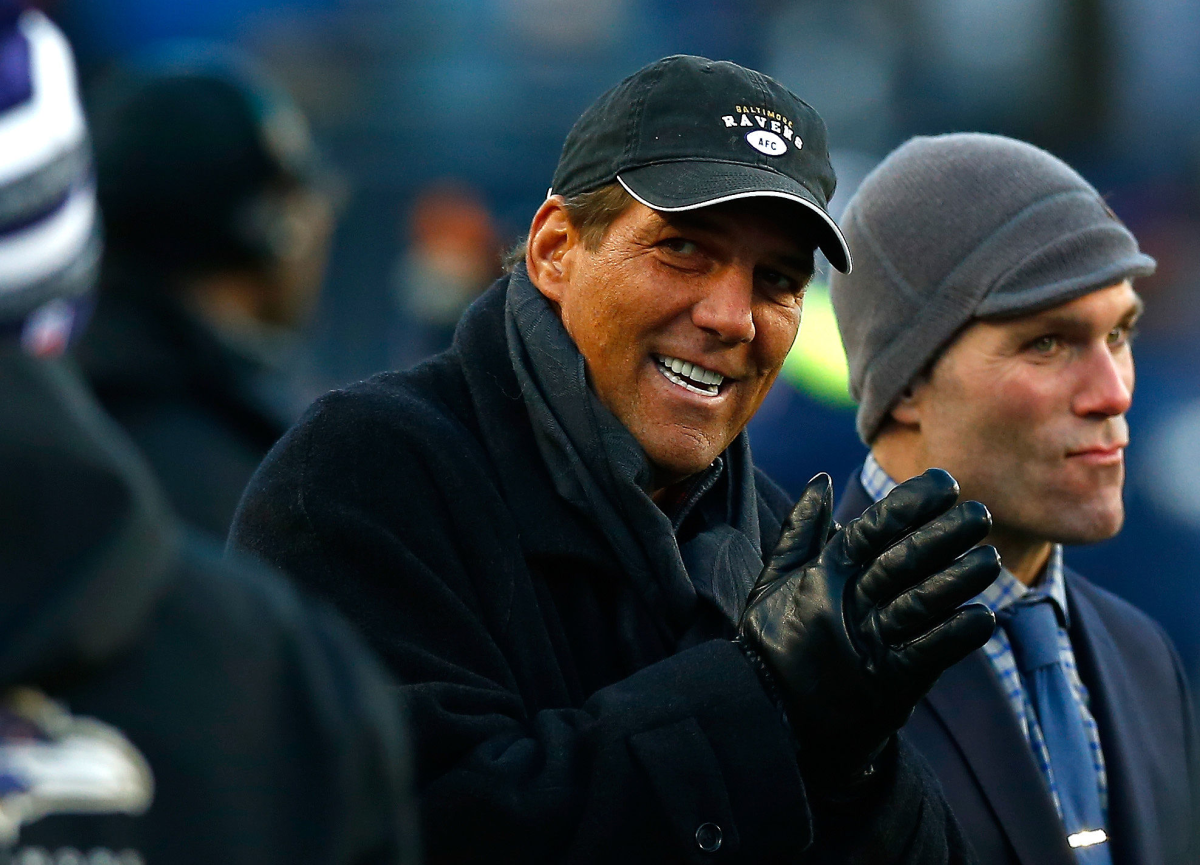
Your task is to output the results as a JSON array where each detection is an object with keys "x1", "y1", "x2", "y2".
[{"x1": 550, "y1": 55, "x2": 851, "y2": 273}]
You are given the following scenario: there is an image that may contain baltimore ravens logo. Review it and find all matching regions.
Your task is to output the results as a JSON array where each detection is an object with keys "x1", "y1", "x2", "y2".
[
  {"x1": 0, "y1": 689, "x2": 153, "y2": 848},
  {"x1": 720, "y1": 105, "x2": 804, "y2": 156}
]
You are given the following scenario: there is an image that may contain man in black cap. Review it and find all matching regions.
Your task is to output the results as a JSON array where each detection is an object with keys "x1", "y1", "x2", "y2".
[{"x1": 232, "y1": 56, "x2": 1001, "y2": 863}]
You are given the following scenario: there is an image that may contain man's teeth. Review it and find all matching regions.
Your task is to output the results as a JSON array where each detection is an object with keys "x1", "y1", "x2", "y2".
[
  {"x1": 656, "y1": 355, "x2": 724, "y2": 395},
  {"x1": 662, "y1": 356, "x2": 724, "y2": 385}
]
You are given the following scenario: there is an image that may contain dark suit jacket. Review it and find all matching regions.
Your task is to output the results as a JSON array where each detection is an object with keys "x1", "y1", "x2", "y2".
[{"x1": 837, "y1": 469, "x2": 1200, "y2": 865}]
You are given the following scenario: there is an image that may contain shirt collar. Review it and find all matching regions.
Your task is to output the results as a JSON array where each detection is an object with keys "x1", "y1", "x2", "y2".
[
  {"x1": 861, "y1": 451, "x2": 899, "y2": 501},
  {"x1": 859, "y1": 453, "x2": 1069, "y2": 623}
]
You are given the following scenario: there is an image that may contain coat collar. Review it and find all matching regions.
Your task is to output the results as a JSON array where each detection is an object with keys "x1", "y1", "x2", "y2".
[{"x1": 452, "y1": 277, "x2": 621, "y2": 570}]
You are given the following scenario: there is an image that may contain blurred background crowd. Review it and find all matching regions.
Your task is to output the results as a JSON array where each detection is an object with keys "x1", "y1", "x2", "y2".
[{"x1": 36, "y1": 0, "x2": 1200, "y2": 689}]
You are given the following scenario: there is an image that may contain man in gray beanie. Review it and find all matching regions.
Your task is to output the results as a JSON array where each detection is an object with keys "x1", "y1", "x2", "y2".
[{"x1": 831, "y1": 132, "x2": 1200, "y2": 865}]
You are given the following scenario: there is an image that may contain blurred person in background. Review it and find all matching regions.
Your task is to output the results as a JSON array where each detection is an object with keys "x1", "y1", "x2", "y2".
[
  {"x1": 388, "y1": 182, "x2": 500, "y2": 369},
  {"x1": 832, "y1": 133, "x2": 1199, "y2": 865},
  {"x1": 232, "y1": 55, "x2": 1005, "y2": 863},
  {"x1": 0, "y1": 6, "x2": 418, "y2": 860},
  {"x1": 72, "y1": 48, "x2": 336, "y2": 537}
]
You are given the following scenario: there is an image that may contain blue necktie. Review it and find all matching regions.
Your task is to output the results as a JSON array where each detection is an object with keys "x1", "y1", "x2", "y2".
[{"x1": 1000, "y1": 597, "x2": 1111, "y2": 865}]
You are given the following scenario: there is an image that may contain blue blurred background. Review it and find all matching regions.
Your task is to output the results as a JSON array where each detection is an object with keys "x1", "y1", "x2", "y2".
[{"x1": 44, "y1": 0, "x2": 1200, "y2": 686}]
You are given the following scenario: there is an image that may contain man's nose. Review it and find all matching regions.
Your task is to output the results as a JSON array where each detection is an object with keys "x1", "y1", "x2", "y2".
[
  {"x1": 1073, "y1": 344, "x2": 1134, "y2": 419},
  {"x1": 691, "y1": 267, "x2": 756, "y2": 344}
]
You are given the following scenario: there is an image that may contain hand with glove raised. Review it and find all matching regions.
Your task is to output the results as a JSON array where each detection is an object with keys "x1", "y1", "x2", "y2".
[{"x1": 738, "y1": 468, "x2": 1000, "y2": 790}]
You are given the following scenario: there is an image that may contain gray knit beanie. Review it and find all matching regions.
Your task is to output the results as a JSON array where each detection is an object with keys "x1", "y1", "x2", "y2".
[{"x1": 830, "y1": 133, "x2": 1155, "y2": 444}]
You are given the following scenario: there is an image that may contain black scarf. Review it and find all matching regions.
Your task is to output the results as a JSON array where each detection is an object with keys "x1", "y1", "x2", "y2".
[{"x1": 504, "y1": 265, "x2": 764, "y2": 647}]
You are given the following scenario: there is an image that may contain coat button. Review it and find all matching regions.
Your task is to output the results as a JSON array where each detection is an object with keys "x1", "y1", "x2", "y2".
[{"x1": 695, "y1": 822, "x2": 723, "y2": 853}]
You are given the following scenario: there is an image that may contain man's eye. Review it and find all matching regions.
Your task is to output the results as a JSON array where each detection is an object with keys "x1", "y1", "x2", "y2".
[
  {"x1": 1030, "y1": 335, "x2": 1059, "y2": 354},
  {"x1": 759, "y1": 269, "x2": 799, "y2": 296},
  {"x1": 660, "y1": 238, "x2": 698, "y2": 255},
  {"x1": 1108, "y1": 325, "x2": 1136, "y2": 347}
]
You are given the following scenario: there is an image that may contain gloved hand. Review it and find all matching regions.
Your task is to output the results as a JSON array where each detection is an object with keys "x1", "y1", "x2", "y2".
[{"x1": 738, "y1": 469, "x2": 999, "y2": 789}]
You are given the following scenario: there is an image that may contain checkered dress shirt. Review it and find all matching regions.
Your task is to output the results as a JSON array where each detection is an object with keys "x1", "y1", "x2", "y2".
[{"x1": 860, "y1": 453, "x2": 1109, "y2": 821}]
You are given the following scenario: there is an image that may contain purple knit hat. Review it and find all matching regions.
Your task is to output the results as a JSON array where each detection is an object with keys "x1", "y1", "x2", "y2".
[{"x1": 0, "y1": 1, "x2": 99, "y2": 356}]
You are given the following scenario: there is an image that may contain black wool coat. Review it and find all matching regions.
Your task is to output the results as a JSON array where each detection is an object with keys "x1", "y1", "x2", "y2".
[
  {"x1": 231, "y1": 277, "x2": 978, "y2": 865},
  {"x1": 1, "y1": 349, "x2": 418, "y2": 864}
]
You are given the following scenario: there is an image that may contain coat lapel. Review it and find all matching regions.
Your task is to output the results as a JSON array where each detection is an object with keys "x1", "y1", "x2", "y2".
[
  {"x1": 923, "y1": 653, "x2": 1078, "y2": 865},
  {"x1": 1065, "y1": 576, "x2": 1157, "y2": 865}
]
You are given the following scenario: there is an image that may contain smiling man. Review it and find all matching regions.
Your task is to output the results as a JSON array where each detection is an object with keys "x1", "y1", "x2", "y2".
[
  {"x1": 831, "y1": 133, "x2": 1200, "y2": 865},
  {"x1": 525, "y1": 196, "x2": 819, "y2": 491},
  {"x1": 232, "y1": 57, "x2": 1003, "y2": 863}
]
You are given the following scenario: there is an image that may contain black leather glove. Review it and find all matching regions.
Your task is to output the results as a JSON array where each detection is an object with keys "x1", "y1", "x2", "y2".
[{"x1": 738, "y1": 469, "x2": 1000, "y2": 789}]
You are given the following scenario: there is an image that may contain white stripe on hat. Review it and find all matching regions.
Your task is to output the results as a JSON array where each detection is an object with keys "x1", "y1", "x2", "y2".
[
  {"x1": 0, "y1": 185, "x2": 95, "y2": 292},
  {"x1": 0, "y1": 11, "x2": 86, "y2": 188}
]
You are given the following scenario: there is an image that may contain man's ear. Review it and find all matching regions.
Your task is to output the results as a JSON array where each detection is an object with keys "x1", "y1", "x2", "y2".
[
  {"x1": 889, "y1": 379, "x2": 927, "y2": 427},
  {"x1": 525, "y1": 197, "x2": 579, "y2": 304}
]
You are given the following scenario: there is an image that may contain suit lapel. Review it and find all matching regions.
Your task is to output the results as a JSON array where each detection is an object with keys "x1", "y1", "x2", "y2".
[
  {"x1": 1065, "y1": 576, "x2": 1157, "y2": 865},
  {"x1": 924, "y1": 652, "x2": 1078, "y2": 865},
  {"x1": 833, "y1": 470, "x2": 874, "y2": 526}
]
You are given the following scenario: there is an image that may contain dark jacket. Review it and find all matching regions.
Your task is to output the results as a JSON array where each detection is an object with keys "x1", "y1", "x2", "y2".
[
  {"x1": 231, "y1": 277, "x2": 978, "y2": 864},
  {"x1": 837, "y1": 469, "x2": 1200, "y2": 865},
  {"x1": 74, "y1": 270, "x2": 295, "y2": 536},
  {"x1": 0, "y1": 348, "x2": 418, "y2": 864}
]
